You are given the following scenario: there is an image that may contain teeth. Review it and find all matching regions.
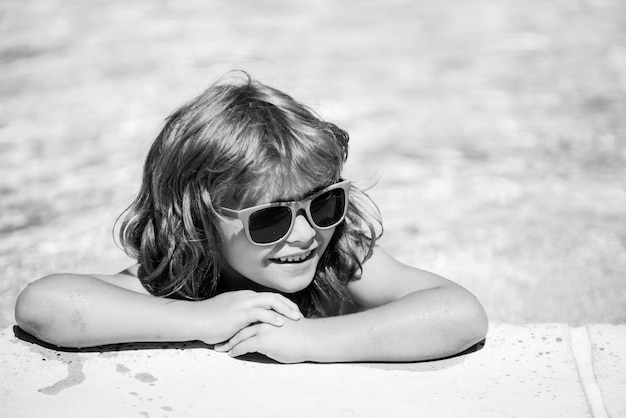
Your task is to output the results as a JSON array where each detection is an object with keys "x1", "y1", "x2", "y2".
[{"x1": 277, "y1": 250, "x2": 312, "y2": 263}]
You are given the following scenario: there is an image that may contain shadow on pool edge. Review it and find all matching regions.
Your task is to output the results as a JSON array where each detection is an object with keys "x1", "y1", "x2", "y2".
[{"x1": 13, "y1": 325, "x2": 485, "y2": 367}]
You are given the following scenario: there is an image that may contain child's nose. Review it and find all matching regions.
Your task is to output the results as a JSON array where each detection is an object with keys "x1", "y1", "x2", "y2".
[{"x1": 287, "y1": 211, "x2": 316, "y2": 243}]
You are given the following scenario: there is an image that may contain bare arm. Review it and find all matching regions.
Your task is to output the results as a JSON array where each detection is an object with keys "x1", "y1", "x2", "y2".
[
  {"x1": 217, "y1": 247, "x2": 488, "y2": 363},
  {"x1": 14, "y1": 267, "x2": 301, "y2": 348},
  {"x1": 326, "y1": 246, "x2": 488, "y2": 361}
]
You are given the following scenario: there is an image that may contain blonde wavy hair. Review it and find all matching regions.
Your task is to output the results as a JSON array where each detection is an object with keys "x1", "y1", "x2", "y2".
[{"x1": 117, "y1": 72, "x2": 382, "y2": 317}]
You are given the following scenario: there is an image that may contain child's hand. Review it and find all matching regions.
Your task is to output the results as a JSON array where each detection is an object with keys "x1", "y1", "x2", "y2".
[
  {"x1": 200, "y1": 290, "x2": 302, "y2": 345},
  {"x1": 213, "y1": 317, "x2": 314, "y2": 364}
]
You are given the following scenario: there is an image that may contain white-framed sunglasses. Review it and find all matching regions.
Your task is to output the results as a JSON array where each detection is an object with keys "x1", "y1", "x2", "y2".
[{"x1": 219, "y1": 180, "x2": 351, "y2": 246}]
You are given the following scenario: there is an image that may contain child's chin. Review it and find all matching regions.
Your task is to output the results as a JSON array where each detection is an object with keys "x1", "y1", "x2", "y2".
[
  {"x1": 269, "y1": 260, "x2": 317, "y2": 293},
  {"x1": 272, "y1": 273, "x2": 315, "y2": 294}
]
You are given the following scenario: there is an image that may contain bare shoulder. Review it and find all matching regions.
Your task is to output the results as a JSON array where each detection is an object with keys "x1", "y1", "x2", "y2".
[
  {"x1": 347, "y1": 245, "x2": 457, "y2": 308},
  {"x1": 91, "y1": 264, "x2": 150, "y2": 295},
  {"x1": 359, "y1": 246, "x2": 448, "y2": 286}
]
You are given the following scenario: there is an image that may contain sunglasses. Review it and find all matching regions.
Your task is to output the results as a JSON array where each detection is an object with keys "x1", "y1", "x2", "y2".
[{"x1": 219, "y1": 181, "x2": 351, "y2": 246}]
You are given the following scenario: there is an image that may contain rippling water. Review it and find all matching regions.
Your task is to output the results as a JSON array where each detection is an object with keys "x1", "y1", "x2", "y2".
[{"x1": 1, "y1": 0, "x2": 625, "y2": 326}]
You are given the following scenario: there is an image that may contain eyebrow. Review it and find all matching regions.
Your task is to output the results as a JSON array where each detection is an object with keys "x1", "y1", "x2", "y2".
[{"x1": 270, "y1": 181, "x2": 335, "y2": 204}]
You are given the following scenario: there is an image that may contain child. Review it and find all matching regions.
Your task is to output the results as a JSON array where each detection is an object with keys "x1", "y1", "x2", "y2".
[{"x1": 15, "y1": 71, "x2": 488, "y2": 363}]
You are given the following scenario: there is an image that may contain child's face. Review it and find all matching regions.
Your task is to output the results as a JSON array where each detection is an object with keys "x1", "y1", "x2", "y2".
[{"x1": 217, "y1": 181, "x2": 337, "y2": 294}]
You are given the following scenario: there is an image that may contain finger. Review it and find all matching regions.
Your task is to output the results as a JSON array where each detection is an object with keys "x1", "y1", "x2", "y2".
[
  {"x1": 250, "y1": 292, "x2": 301, "y2": 314},
  {"x1": 252, "y1": 293, "x2": 302, "y2": 320},
  {"x1": 218, "y1": 325, "x2": 258, "y2": 353},
  {"x1": 228, "y1": 337, "x2": 258, "y2": 358},
  {"x1": 245, "y1": 307, "x2": 286, "y2": 327}
]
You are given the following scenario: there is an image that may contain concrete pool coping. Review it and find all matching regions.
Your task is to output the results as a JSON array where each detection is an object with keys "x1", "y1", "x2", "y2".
[{"x1": 1, "y1": 323, "x2": 624, "y2": 417}]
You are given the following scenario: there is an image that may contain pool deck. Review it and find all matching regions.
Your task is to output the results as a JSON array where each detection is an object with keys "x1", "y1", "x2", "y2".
[{"x1": 1, "y1": 323, "x2": 624, "y2": 417}]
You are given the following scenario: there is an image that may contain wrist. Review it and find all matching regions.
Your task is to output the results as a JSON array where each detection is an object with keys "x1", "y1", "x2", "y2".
[
  {"x1": 162, "y1": 299, "x2": 206, "y2": 342},
  {"x1": 301, "y1": 317, "x2": 348, "y2": 363}
]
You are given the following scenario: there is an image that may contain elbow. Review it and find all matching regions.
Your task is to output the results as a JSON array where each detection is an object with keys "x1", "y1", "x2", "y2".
[
  {"x1": 15, "y1": 274, "x2": 84, "y2": 347},
  {"x1": 15, "y1": 278, "x2": 47, "y2": 338},
  {"x1": 454, "y1": 293, "x2": 489, "y2": 352}
]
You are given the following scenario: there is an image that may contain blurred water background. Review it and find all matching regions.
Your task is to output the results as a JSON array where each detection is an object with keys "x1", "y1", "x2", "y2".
[{"x1": 1, "y1": 0, "x2": 625, "y2": 328}]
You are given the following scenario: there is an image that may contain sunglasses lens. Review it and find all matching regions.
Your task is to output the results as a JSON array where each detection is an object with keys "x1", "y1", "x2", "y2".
[
  {"x1": 248, "y1": 206, "x2": 292, "y2": 244},
  {"x1": 244, "y1": 185, "x2": 348, "y2": 245},
  {"x1": 310, "y1": 188, "x2": 346, "y2": 228}
]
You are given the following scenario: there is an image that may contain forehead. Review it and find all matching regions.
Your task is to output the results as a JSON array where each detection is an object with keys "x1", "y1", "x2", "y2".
[
  {"x1": 234, "y1": 174, "x2": 330, "y2": 209},
  {"x1": 257, "y1": 176, "x2": 329, "y2": 204}
]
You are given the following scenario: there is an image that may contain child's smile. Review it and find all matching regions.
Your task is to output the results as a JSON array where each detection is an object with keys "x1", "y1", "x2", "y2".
[{"x1": 270, "y1": 248, "x2": 316, "y2": 264}]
